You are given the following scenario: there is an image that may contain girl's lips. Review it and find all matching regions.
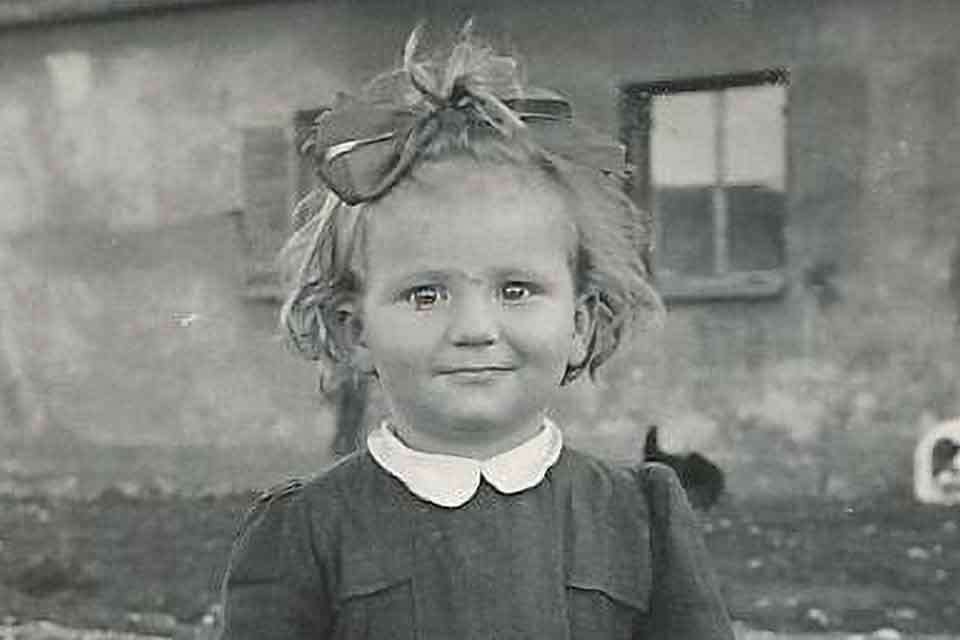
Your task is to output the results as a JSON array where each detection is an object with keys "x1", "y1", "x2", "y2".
[
  {"x1": 435, "y1": 365, "x2": 515, "y2": 374},
  {"x1": 436, "y1": 367, "x2": 515, "y2": 382}
]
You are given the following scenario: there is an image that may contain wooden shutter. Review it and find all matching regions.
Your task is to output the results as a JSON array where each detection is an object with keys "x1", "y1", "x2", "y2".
[{"x1": 239, "y1": 125, "x2": 292, "y2": 299}]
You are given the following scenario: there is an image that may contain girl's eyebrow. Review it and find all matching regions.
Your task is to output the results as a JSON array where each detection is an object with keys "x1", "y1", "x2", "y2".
[
  {"x1": 380, "y1": 267, "x2": 558, "y2": 291},
  {"x1": 382, "y1": 269, "x2": 451, "y2": 290},
  {"x1": 489, "y1": 267, "x2": 556, "y2": 282}
]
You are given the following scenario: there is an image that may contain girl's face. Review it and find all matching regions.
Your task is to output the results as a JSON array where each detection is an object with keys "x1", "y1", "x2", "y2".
[{"x1": 354, "y1": 161, "x2": 591, "y2": 456}]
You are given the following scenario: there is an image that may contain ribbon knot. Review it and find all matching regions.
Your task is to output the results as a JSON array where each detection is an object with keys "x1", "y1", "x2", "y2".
[{"x1": 304, "y1": 24, "x2": 627, "y2": 206}]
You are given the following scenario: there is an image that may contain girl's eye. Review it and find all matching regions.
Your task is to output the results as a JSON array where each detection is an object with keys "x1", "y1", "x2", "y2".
[
  {"x1": 501, "y1": 282, "x2": 533, "y2": 302},
  {"x1": 407, "y1": 285, "x2": 446, "y2": 309}
]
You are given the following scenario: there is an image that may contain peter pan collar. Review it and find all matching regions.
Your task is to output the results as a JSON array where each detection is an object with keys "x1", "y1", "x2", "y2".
[{"x1": 366, "y1": 418, "x2": 563, "y2": 508}]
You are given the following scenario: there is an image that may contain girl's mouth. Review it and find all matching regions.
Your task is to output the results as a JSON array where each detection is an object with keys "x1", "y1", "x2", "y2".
[
  {"x1": 435, "y1": 364, "x2": 514, "y2": 373},
  {"x1": 436, "y1": 366, "x2": 515, "y2": 382}
]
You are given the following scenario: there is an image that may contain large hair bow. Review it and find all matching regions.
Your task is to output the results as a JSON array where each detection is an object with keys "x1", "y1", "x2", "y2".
[{"x1": 302, "y1": 81, "x2": 628, "y2": 205}]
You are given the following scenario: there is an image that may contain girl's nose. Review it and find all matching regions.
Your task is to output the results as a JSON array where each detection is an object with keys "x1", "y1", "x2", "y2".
[{"x1": 447, "y1": 289, "x2": 499, "y2": 346}]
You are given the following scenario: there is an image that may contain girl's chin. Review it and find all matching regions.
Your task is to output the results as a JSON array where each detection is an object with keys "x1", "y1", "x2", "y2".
[
  {"x1": 433, "y1": 415, "x2": 525, "y2": 436},
  {"x1": 398, "y1": 411, "x2": 544, "y2": 444}
]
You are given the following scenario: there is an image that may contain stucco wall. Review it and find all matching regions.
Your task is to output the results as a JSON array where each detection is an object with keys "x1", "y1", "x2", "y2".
[{"x1": 2, "y1": 0, "x2": 959, "y2": 495}]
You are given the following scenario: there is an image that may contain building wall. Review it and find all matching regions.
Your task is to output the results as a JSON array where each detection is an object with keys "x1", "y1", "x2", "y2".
[{"x1": 2, "y1": 0, "x2": 959, "y2": 494}]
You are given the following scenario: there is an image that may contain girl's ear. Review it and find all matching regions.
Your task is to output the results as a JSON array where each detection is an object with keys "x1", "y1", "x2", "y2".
[
  {"x1": 332, "y1": 299, "x2": 376, "y2": 375},
  {"x1": 568, "y1": 292, "x2": 597, "y2": 369}
]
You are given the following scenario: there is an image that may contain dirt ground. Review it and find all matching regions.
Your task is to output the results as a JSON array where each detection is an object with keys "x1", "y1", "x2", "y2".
[{"x1": 0, "y1": 485, "x2": 958, "y2": 637}]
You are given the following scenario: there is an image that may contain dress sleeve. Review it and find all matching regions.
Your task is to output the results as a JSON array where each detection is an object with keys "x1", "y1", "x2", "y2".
[
  {"x1": 220, "y1": 481, "x2": 334, "y2": 640},
  {"x1": 637, "y1": 463, "x2": 735, "y2": 640}
]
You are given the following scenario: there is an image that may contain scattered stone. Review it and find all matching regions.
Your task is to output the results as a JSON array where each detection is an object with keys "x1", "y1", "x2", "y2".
[
  {"x1": 735, "y1": 624, "x2": 777, "y2": 640},
  {"x1": 95, "y1": 486, "x2": 135, "y2": 504},
  {"x1": 906, "y1": 546, "x2": 930, "y2": 560},
  {"x1": 943, "y1": 520, "x2": 957, "y2": 533},
  {"x1": 0, "y1": 620, "x2": 169, "y2": 640},
  {"x1": 96, "y1": 480, "x2": 176, "y2": 503},
  {"x1": 0, "y1": 475, "x2": 82, "y2": 500},
  {"x1": 200, "y1": 604, "x2": 221, "y2": 627},
  {"x1": 747, "y1": 558, "x2": 764, "y2": 570},
  {"x1": 196, "y1": 483, "x2": 240, "y2": 498},
  {"x1": 861, "y1": 523, "x2": 878, "y2": 536},
  {"x1": 805, "y1": 607, "x2": 830, "y2": 628},
  {"x1": 192, "y1": 604, "x2": 223, "y2": 640},
  {"x1": 125, "y1": 612, "x2": 178, "y2": 635},
  {"x1": 14, "y1": 503, "x2": 54, "y2": 524},
  {"x1": 872, "y1": 627, "x2": 902, "y2": 640}
]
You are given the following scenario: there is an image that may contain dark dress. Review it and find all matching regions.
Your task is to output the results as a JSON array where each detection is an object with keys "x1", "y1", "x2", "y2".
[{"x1": 220, "y1": 446, "x2": 734, "y2": 640}]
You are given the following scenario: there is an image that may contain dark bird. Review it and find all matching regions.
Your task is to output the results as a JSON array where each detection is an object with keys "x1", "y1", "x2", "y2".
[{"x1": 644, "y1": 425, "x2": 725, "y2": 510}]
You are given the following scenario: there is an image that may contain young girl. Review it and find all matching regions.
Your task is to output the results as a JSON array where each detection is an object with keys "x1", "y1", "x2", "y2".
[{"x1": 221, "y1": 24, "x2": 734, "y2": 640}]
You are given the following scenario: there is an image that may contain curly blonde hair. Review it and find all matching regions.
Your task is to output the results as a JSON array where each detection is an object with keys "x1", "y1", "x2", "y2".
[{"x1": 280, "y1": 23, "x2": 662, "y2": 388}]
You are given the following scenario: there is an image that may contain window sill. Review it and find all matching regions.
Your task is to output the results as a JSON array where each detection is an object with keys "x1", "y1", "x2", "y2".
[{"x1": 655, "y1": 269, "x2": 787, "y2": 303}]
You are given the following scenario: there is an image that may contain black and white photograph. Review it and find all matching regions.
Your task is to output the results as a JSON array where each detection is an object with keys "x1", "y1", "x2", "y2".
[{"x1": 1, "y1": 1, "x2": 958, "y2": 639}]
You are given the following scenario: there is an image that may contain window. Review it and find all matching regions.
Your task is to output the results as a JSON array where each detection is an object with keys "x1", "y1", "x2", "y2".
[
  {"x1": 620, "y1": 70, "x2": 789, "y2": 302},
  {"x1": 234, "y1": 108, "x2": 327, "y2": 301}
]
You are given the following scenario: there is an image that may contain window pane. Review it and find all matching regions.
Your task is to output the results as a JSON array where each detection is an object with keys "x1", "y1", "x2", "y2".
[
  {"x1": 651, "y1": 91, "x2": 717, "y2": 186},
  {"x1": 726, "y1": 185, "x2": 785, "y2": 271},
  {"x1": 724, "y1": 84, "x2": 786, "y2": 190},
  {"x1": 642, "y1": 74, "x2": 788, "y2": 285},
  {"x1": 656, "y1": 186, "x2": 714, "y2": 275}
]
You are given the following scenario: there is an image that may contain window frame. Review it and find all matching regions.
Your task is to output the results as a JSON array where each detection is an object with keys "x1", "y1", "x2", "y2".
[{"x1": 619, "y1": 68, "x2": 790, "y2": 303}]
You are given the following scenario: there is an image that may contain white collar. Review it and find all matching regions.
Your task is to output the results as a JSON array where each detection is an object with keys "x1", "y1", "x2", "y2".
[{"x1": 366, "y1": 418, "x2": 563, "y2": 508}]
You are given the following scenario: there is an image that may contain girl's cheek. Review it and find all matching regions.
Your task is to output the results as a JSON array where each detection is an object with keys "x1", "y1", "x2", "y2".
[
  {"x1": 386, "y1": 306, "x2": 447, "y2": 332},
  {"x1": 512, "y1": 304, "x2": 575, "y2": 336}
]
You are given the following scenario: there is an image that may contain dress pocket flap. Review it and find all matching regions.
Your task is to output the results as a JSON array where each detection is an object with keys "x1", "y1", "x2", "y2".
[
  {"x1": 340, "y1": 544, "x2": 414, "y2": 599},
  {"x1": 566, "y1": 566, "x2": 650, "y2": 611}
]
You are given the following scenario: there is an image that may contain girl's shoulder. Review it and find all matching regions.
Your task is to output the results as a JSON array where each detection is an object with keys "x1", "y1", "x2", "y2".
[
  {"x1": 556, "y1": 448, "x2": 697, "y2": 613},
  {"x1": 290, "y1": 449, "x2": 386, "y2": 514},
  {"x1": 236, "y1": 451, "x2": 379, "y2": 533},
  {"x1": 560, "y1": 446, "x2": 686, "y2": 510},
  {"x1": 560, "y1": 446, "x2": 699, "y2": 547}
]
